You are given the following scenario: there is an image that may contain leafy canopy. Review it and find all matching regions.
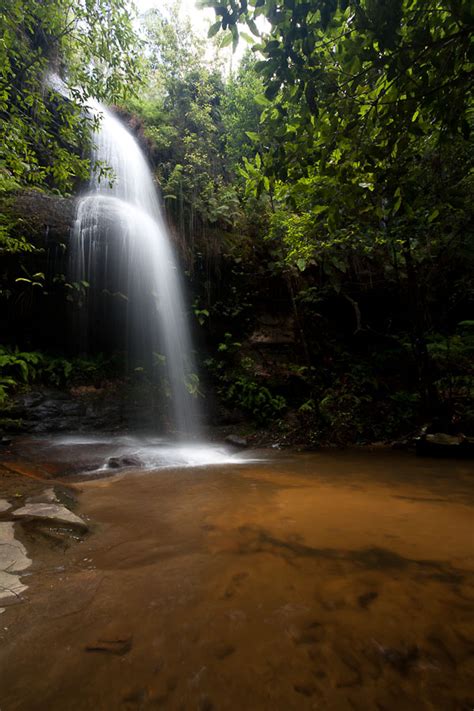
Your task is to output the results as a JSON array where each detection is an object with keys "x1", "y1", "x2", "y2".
[{"x1": 0, "y1": 0, "x2": 141, "y2": 195}]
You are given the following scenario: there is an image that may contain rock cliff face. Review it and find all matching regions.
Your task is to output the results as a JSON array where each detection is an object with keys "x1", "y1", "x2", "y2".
[
  {"x1": 2, "y1": 189, "x2": 75, "y2": 245},
  {"x1": 0, "y1": 190, "x2": 76, "y2": 347}
]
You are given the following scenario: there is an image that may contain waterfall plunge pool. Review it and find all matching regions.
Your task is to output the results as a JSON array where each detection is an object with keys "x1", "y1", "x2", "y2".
[
  {"x1": 3, "y1": 434, "x2": 263, "y2": 479},
  {"x1": 0, "y1": 447, "x2": 473, "y2": 709}
]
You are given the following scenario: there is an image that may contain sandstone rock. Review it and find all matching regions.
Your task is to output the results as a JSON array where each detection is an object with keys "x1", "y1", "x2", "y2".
[
  {"x1": 0, "y1": 522, "x2": 31, "y2": 602},
  {"x1": 426, "y1": 433, "x2": 463, "y2": 445},
  {"x1": 107, "y1": 455, "x2": 143, "y2": 469},
  {"x1": 0, "y1": 522, "x2": 31, "y2": 572},
  {"x1": 26, "y1": 488, "x2": 59, "y2": 505},
  {"x1": 416, "y1": 432, "x2": 474, "y2": 458},
  {"x1": 0, "y1": 571, "x2": 28, "y2": 601},
  {"x1": 13, "y1": 503, "x2": 88, "y2": 531}
]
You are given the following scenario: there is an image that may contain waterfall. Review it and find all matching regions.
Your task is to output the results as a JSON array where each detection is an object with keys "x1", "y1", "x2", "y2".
[{"x1": 70, "y1": 102, "x2": 201, "y2": 439}]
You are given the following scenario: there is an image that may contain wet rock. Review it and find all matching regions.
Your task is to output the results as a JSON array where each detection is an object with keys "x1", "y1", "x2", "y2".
[
  {"x1": 107, "y1": 455, "x2": 143, "y2": 469},
  {"x1": 17, "y1": 392, "x2": 45, "y2": 408},
  {"x1": 358, "y1": 591, "x2": 378, "y2": 609},
  {"x1": 225, "y1": 434, "x2": 248, "y2": 449},
  {"x1": 0, "y1": 499, "x2": 11, "y2": 513},
  {"x1": 0, "y1": 522, "x2": 31, "y2": 601},
  {"x1": 374, "y1": 640, "x2": 420, "y2": 675},
  {"x1": 214, "y1": 643, "x2": 236, "y2": 660},
  {"x1": 293, "y1": 682, "x2": 317, "y2": 697},
  {"x1": 0, "y1": 571, "x2": 28, "y2": 601},
  {"x1": 427, "y1": 433, "x2": 464, "y2": 445},
  {"x1": 26, "y1": 488, "x2": 59, "y2": 505},
  {"x1": 249, "y1": 314, "x2": 296, "y2": 344},
  {"x1": 0, "y1": 436, "x2": 12, "y2": 446},
  {"x1": 13, "y1": 503, "x2": 88, "y2": 531},
  {"x1": 0, "y1": 522, "x2": 31, "y2": 572},
  {"x1": 3, "y1": 190, "x2": 75, "y2": 248},
  {"x1": 85, "y1": 637, "x2": 133, "y2": 655},
  {"x1": 416, "y1": 432, "x2": 474, "y2": 458},
  {"x1": 391, "y1": 439, "x2": 411, "y2": 450}
]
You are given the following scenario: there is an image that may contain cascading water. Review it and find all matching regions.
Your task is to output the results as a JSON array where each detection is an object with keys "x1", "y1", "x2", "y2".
[{"x1": 70, "y1": 101, "x2": 201, "y2": 439}]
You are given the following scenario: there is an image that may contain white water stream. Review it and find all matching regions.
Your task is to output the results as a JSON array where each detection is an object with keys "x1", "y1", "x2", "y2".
[{"x1": 70, "y1": 102, "x2": 201, "y2": 438}]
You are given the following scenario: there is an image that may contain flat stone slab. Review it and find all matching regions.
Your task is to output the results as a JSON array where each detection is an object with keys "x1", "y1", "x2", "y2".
[
  {"x1": 0, "y1": 523, "x2": 31, "y2": 572},
  {"x1": 13, "y1": 504, "x2": 88, "y2": 531},
  {"x1": 0, "y1": 570, "x2": 28, "y2": 601},
  {"x1": 0, "y1": 499, "x2": 11, "y2": 513},
  {"x1": 0, "y1": 522, "x2": 31, "y2": 602}
]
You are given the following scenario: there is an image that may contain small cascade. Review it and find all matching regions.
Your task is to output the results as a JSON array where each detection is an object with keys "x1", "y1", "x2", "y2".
[{"x1": 70, "y1": 102, "x2": 201, "y2": 438}]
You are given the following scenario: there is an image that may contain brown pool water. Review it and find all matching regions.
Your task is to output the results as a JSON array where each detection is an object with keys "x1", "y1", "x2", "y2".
[{"x1": 0, "y1": 449, "x2": 473, "y2": 710}]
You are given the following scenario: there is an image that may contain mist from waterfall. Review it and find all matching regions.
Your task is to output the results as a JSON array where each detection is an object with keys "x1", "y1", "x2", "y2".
[{"x1": 70, "y1": 101, "x2": 201, "y2": 439}]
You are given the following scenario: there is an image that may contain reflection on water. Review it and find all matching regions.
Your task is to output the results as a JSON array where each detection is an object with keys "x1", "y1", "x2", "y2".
[{"x1": 0, "y1": 446, "x2": 473, "y2": 710}]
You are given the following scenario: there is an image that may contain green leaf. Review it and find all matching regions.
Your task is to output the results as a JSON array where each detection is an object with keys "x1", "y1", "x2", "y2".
[
  {"x1": 247, "y1": 18, "x2": 260, "y2": 36},
  {"x1": 219, "y1": 32, "x2": 233, "y2": 48},
  {"x1": 208, "y1": 21, "x2": 222, "y2": 38},
  {"x1": 245, "y1": 131, "x2": 260, "y2": 142}
]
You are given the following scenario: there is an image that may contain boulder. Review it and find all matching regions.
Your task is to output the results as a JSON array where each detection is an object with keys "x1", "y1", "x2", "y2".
[
  {"x1": 416, "y1": 432, "x2": 474, "y2": 458},
  {"x1": 225, "y1": 434, "x2": 248, "y2": 449},
  {"x1": 107, "y1": 455, "x2": 143, "y2": 469}
]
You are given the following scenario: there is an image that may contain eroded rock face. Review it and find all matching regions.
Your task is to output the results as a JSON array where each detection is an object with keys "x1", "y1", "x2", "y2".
[
  {"x1": 13, "y1": 503, "x2": 88, "y2": 531},
  {"x1": 1, "y1": 190, "x2": 75, "y2": 247},
  {"x1": 5, "y1": 385, "x2": 165, "y2": 435}
]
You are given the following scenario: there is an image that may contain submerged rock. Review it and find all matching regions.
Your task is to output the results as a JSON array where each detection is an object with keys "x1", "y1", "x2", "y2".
[
  {"x1": 85, "y1": 637, "x2": 133, "y2": 655},
  {"x1": 225, "y1": 434, "x2": 248, "y2": 449},
  {"x1": 107, "y1": 455, "x2": 143, "y2": 469},
  {"x1": 13, "y1": 503, "x2": 88, "y2": 531}
]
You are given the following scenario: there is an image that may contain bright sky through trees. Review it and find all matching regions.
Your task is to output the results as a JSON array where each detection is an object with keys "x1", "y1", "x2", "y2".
[{"x1": 135, "y1": 0, "x2": 212, "y2": 32}]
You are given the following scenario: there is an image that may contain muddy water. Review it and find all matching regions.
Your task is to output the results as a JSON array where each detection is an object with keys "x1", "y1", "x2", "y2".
[{"x1": 0, "y1": 450, "x2": 473, "y2": 710}]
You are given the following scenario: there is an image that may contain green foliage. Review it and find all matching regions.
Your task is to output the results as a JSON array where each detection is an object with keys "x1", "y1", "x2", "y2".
[
  {"x1": 0, "y1": 346, "x2": 120, "y2": 402},
  {"x1": 123, "y1": 8, "x2": 267, "y2": 244},
  {"x1": 217, "y1": 332, "x2": 241, "y2": 354},
  {"x1": 201, "y1": 0, "x2": 473, "y2": 419},
  {"x1": 185, "y1": 373, "x2": 203, "y2": 398},
  {"x1": 224, "y1": 376, "x2": 286, "y2": 424},
  {"x1": 0, "y1": 0, "x2": 141, "y2": 196}
]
